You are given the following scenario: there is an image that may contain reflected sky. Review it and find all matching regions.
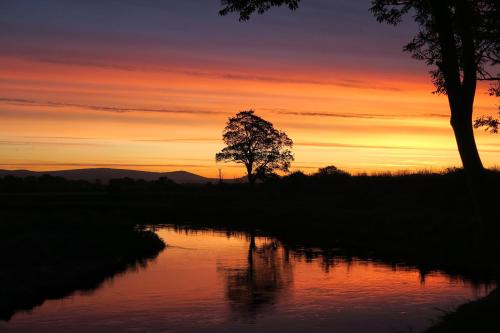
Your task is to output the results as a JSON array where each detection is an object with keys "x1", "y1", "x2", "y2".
[{"x1": 0, "y1": 227, "x2": 493, "y2": 333}]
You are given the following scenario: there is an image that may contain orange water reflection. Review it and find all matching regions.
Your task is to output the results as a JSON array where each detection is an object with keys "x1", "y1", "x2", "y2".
[{"x1": 0, "y1": 227, "x2": 492, "y2": 333}]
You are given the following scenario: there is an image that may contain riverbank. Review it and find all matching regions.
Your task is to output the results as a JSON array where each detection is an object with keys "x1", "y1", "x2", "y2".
[
  {"x1": 425, "y1": 288, "x2": 500, "y2": 332},
  {"x1": 0, "y1": 216, "x2": 165, "y2": 321},
  {"x1": 2, "y1": 170, "x2": 499, "y2": 280},
  {"x1": 1, "y1": 170, "x2": 499, "y2": 329}
]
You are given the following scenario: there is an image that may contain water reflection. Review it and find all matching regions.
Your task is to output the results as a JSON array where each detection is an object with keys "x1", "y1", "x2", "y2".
[
  {"x1": 219, "y1": 234, "x2": 293, "y2": 320},
  {"x1": 0, "y1": 226, "x2": 494, "y2": 333}
]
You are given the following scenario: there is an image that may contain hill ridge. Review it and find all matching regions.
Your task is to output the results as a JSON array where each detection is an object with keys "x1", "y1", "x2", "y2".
[{"x1": 0, "y1": 168, "x2": 241, "y2": 184}]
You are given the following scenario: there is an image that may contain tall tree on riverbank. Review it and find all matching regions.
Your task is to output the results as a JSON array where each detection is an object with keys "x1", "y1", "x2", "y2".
[
  {"x1": 371, "y1": 0, "x2": 500, "y2": 182},
  {"x1": 216, "y1": 110, "x2": 294, "y2": 184},
  {"x1": 219, "y1": 0, "x2": 500, "y2": 184}
]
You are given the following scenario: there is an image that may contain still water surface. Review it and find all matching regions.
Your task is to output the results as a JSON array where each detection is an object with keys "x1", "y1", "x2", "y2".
[{"x1": 1, "y1": 227, "x2": 492, "y2": 333}]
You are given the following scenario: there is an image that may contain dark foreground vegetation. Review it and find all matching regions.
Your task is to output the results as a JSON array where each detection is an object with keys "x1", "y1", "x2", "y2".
[
  {"x1": 1, "y1": 168, "x2": 499, "y2": 330},
  {"x1": 425, "y1": 288, "x2": 500, "y2": 333},
  {"x1": 0, "y1": 210, "x2": 165, "y2": 321}
]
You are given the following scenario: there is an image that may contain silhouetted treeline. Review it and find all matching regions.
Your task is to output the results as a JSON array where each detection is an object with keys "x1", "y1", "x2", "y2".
[
  {"x1": 3, "y1": 168, "x2": 500, "y2": 229},
  {"x1": 0, "y1": 174, "x2": 178, "y2": 193},
  {"x1": 3, "y1": 168, "x2": 500, "y2": 226},
  {"x1": 3, "y1": 169, "x2": 499, "y2": 221},
  {"x1": 2, "y1": 168, "x2": 500, "y2": 281},
  {"x1": 3, "y1": 167, "x2": 498, "y2": 194}
]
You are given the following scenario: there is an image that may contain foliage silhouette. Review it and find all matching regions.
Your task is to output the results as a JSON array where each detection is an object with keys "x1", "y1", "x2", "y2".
[
  {"x1": 219, "y1": 0, "x2": 500, "y2": 183},
  {"x1": 474, "y1": 82, "x2": 500, "y2": 133},
  {"x1": 316, "y1": 165, "x2": 350, "y2": 177},
  {"x1": 220, "y1": 0, "x2": 299, "y2": 21},
  {"x1": 216, "y1": 110, "x2": 294, "y2": 184}
]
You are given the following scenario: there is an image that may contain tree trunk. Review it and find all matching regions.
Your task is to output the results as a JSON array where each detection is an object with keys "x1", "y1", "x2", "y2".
[
  {"x1": 450, "y1": 107, "x2": 484, "y2": 177},
  {"x1": 246, "y1": 163, "x2": 255, "y2": 185},
  {"x1": 430, "y1": 1, "x2": 484, "y2": 178},
  {"x1": 450, "y1": 103, "x2": 485, "y2": 227},
  {"x1": 430, "y1": 1, "x2": 486, "y2": 226}
]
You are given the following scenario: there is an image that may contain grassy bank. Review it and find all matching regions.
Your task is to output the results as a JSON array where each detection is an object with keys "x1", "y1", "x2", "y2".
[
  {"x1": 2, "y1": 169, "x2": 499, "y2": 280},
  {"x1": 1, "y1": 170, "x2": 499, "y2": 329},
  {"x1": 0, "y1": 216, "x2": 165, "y2": 321},
  {"x1": 425, "y1": 288, "x2": 500, "y2": 332}
]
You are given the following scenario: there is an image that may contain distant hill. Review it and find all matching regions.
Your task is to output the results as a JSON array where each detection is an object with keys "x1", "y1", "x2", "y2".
[{"x1": 0, "y1": 168, "x2": 243, "y2": 184}]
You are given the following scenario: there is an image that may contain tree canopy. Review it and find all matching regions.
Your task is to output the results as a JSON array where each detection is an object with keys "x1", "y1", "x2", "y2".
[
  {"x1": 370, "y1": 0, "x2": 499, "y2": 103},
  {"x1": 216, "y1": 110, "x2": 294, "y2": 184},
  {"x1": 219, "y1": 0, "x2": 300, "y2": 21}
]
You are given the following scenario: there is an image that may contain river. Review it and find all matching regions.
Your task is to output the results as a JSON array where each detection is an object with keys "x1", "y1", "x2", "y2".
[{"x1": 0, "y1": 226, "x2": 492, "y2": 333}]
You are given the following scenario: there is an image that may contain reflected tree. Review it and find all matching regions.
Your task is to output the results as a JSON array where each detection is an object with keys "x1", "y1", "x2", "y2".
[{"x1": 218, "y1": 235, "x2": 293, "y2": 320}]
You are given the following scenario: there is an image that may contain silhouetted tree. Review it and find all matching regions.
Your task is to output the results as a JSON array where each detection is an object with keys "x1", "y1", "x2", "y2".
[
  {"x1": 371, "y1": 0, "x2": 499, "y2": 181},
  {"x1": 219, "y1": 0, "x2": 500, "y2": 184},
  {"x1": 316, "y1": 165, "x2": 349, "y2": 177},
  {"x1": 216, "y1": 110, "x2": 294, "y2": 185}
]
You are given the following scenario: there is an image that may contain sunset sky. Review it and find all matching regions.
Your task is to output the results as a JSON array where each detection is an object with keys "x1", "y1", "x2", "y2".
[{"x1": 1, "y1": 0, "x2": 499, "y2": 178}]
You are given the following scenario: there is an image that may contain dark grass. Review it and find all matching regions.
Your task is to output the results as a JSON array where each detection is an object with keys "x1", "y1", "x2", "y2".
[
  {"x1": 1, "y1": 169, "x2": 499, "y2": 329},
  {"x1": 424, "y1": 288, "x2": 500, "y2": 333},
  {"x1": 0, "y1": 215, "x2": 165, "y2": 321},
  {"x1": 2, "y1": 169, "x2": 500, "y2": 279}
]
